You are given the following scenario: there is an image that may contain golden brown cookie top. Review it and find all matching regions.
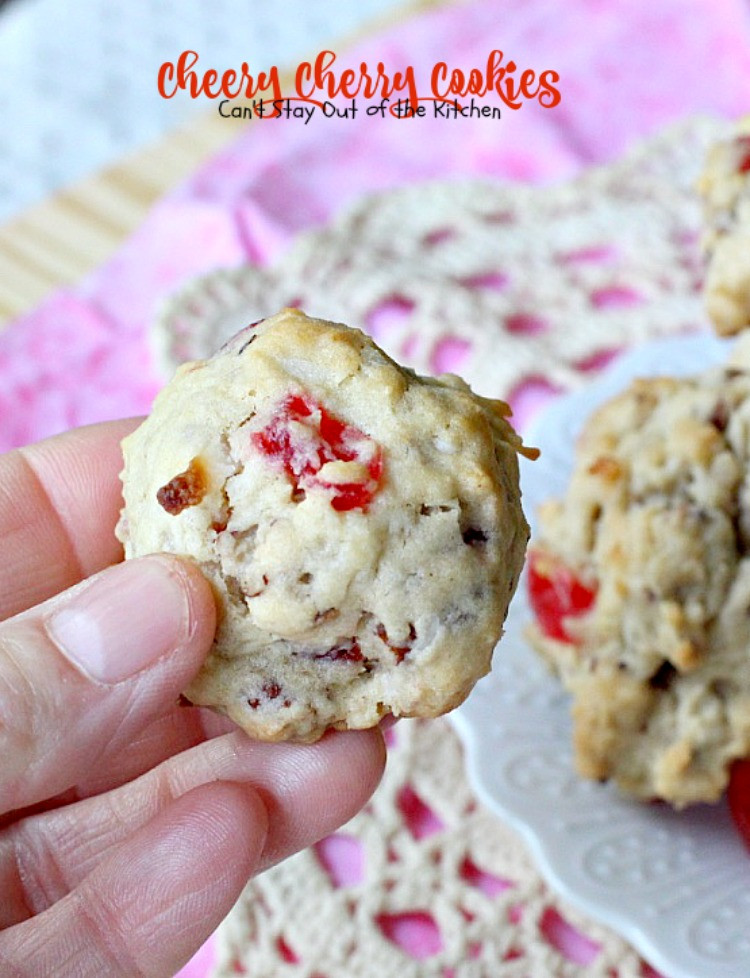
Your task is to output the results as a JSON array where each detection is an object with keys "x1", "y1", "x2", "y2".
[{"x1": 119, "y1": 309, "x2": 531, "y2": 741}]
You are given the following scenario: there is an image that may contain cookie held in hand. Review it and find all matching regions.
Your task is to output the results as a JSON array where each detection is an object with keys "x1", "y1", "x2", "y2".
[{"x1": 117, "y1": 309, "x2": 533, "y2": 741}]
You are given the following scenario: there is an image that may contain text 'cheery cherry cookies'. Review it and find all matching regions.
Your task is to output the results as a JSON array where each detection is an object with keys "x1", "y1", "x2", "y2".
[{"x1": 117, "y1": 309, "x2": 534, "y2": 741}]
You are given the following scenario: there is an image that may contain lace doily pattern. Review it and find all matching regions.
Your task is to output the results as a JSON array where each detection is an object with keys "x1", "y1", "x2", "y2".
[
  {"x1": 213, "y1": 720, "x2": 656, "y2": 978},
  {"x1": 155, "y1": 116, "x2": 727, "y2": 419}
]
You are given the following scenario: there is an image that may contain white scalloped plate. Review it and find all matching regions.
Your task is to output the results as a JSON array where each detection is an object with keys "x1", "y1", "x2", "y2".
[{"x1": 451, "y1": 332, "x2": 750, "y2": 978}]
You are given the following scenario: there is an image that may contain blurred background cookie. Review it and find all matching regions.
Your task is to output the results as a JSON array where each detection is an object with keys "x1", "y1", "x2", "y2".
[
  {"x1": 699, "y1": 116, "x2": 750, "y2": 335},
  {"x1": 527, "y1": 363, "x2": 750, "y2": 807}
]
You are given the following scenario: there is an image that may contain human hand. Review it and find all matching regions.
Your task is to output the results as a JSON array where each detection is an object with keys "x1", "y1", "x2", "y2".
[{"x1": 0, "y1": 419, "x2": 386, "y2": 977}]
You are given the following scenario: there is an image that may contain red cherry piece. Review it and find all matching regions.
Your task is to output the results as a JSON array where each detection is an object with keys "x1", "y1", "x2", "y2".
[
  {"x1": 247, "y1": 681, "x2": 290, "y2": 709},
  {"x1": 737, "y1": 135, "x2": 750, "y2": 174},
  {"x1": 728, "y1": 759, "x2": 750, "y2": 853},
  {"x1": 527, "y1": 549, "x2": 597, "y2": 643},
  {"x1": 252, "y1": 393, "x2": 383, "y2": 511},
  {"x1": 315, "y1": 640, "x2": 365, "y2": 663},
  {"x1": 376, "y1": 622, "x2": 416, "y2": 663}
]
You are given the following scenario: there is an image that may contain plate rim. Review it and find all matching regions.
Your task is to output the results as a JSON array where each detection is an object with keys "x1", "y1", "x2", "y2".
[{"x1": 451, "y1": 331, "x2": 750, "y2": 978}]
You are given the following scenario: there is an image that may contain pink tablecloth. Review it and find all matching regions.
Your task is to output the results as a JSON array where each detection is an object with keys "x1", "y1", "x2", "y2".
[
  {"x1": 2, "y1": 1, "x2": 750, "y2": 975},
  {"x1": 2, "y1": 0, "x2": 749, "y2": 453}
]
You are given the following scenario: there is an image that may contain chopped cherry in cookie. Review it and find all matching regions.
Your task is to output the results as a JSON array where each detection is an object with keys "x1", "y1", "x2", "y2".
[
  {"x1": 376, "y1": 622, "x2": 417, "y2": 664},
  {"x1": 252, "y1": 393, "x2": 383, "y2": 511},
  {"x1": 728, "y1": 759, "x2": 750, "y2": 853},
  {"x1": 736, "y1": 135, "x2": 750, "y2": 174},
  {"x1": 315, "y1": 639, "x2": 365, "y2": 663},
  {"x1": 527, "y1": 549, "x2": 597, "y2": 643},
  {"x1": 156, "y1": 457, "x2": 208, "y2": 514},
  {"x1": 247, "y1": 681, "x2": 292, "y2": 709}
]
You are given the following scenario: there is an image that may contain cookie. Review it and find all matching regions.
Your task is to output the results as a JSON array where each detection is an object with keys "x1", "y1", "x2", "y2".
[
  {"x1": 698, "y1": 116, "x2": 750, "y2": 335},
  {"x1": 117, "y1": 309, "x2": 532, "y2": 742},
  {"x1": 526, "y1": 364, "x2": 750, "y2": 807}
]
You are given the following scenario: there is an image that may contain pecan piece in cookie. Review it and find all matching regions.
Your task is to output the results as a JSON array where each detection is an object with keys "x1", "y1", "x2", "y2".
[{"x1": 156, "y1": 457, "x2": 208, "y2": 514}]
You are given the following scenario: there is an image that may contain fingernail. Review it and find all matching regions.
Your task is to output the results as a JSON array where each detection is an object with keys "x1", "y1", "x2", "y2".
[{"x1": 47, "y1": 556, "x2": 191, "y2": 684}]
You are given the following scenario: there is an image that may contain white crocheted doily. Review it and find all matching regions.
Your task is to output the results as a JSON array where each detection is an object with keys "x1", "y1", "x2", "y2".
[
  {"x1": 153, "y1": 116, "x2": 729, "y2": 977},
  {"x1": 213, "y1": 720, "x2": 661, "y2": 978},
  {"x1": 154, "y1": 116, "x2": 725, "y2": 414}
]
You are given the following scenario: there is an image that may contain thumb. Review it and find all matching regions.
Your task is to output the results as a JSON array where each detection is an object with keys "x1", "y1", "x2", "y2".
[{"x1": 0, "y1": 555, "x2": 216, "y2": 816}]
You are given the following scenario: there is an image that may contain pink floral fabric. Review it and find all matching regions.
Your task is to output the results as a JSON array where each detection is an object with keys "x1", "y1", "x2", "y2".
[{"x1": 2, "y1": 0, "x2": 749, "y2": 452}]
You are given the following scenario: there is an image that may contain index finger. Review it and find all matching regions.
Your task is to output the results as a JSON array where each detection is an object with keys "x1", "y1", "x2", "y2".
[{"x1": 0, "y1": 418, "x2": 141, "y2": 621}]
